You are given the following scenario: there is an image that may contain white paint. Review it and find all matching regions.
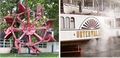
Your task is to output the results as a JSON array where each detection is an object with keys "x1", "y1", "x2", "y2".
[
  {"x1": 53, "y1": 42, "x2": 59, "y2": 52},
  {"x1": 60, "y1": 30, "x2": 100, "y2": 41},
  {"x1": 0, "y1": 48, "x2": 11, "y2": 53},
  {"x1": 60, "y1": 14, "x2": 120, "y2": 53},
  {"x1": 63, "y1": 3, "x2": 79, "y2": 14}
]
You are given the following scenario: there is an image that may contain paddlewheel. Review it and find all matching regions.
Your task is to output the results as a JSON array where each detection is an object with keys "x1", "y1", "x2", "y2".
[{"x1": 4, "y1": 0, "x2": 56, "y2": 54}]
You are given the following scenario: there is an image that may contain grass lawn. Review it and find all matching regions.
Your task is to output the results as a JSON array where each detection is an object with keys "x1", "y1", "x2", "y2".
[{"x1": 0, "y1": 53, "x2": 59, "y2": 58}]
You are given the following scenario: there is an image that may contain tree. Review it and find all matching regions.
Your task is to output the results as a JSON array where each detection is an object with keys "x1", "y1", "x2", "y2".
[{"x1": 0, "y1": 0, "x2": 59, "y2": 40}]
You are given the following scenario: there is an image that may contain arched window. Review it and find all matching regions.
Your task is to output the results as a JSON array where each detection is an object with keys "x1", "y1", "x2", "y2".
[
  {"x1": 70, "y1": 17, "x2": 75, "y2": 29},
  {"x1": 61, "y1": 16, "x2": 75, "y2": 30},
  {"x1": 60, "y1": 16, "x2": 65, "y2": 30},
  {"x1": 65, "y1": 17, "x2": 70, "y2": 29}
]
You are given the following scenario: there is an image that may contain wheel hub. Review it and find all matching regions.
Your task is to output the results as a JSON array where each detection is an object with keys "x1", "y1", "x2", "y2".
[{"x1": 22, "y1": 23, "x2": 36, "y2": 35}]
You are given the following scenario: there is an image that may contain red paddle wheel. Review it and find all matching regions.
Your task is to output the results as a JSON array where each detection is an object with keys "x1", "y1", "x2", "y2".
[{"x1": 4, "y1": 0, "x2": 56, "y2": 54}]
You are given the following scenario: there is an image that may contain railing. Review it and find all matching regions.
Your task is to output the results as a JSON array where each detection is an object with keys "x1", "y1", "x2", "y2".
[
  {"x1": 0, "y1": 39, "x2": 12, "y2": 47},
  {"x1": 0, "y1": 39, "x2": 47, "y2": 48},
  {"x1": 63, "y1": 3, "x2": 98, "y2": 14},
  {"x1": 63, "y1": 3, "x2": 79, "y2": 14}
]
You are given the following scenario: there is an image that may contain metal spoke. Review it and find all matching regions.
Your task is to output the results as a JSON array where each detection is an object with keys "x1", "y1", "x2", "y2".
[
  {"x1": 19, "y1": 32, "x2": 26, "y2": 40},
  {"x1": 28, "y1": 35, "x2": 32, "y2": 44},
  {"x1": 33, "y1": 33, "x2": 43, "y2": 40}
]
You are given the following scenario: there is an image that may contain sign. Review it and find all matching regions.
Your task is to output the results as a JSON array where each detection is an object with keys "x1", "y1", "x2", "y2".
[{"x1": 76, "y1": 30, "x2": 100, "y2": 38}]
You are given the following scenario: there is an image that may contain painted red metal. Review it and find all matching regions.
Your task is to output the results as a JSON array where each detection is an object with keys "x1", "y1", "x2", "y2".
[
  {"x1": 4, "y1": 16, "x2": 14, "y2": 25},
  {"x1": 22, "y1": 23, "x2": 36, "y2": 35},
  {"x1": 4, "y1": 0, "x2": 56, "y2": 54},
  {"x1": 18, "y1": 2, "x2": 26, "y2": 13}
]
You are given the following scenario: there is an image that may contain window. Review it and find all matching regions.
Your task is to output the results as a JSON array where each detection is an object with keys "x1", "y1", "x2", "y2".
[
  {"x1": 61, "y1": 0, "x2": 64, "y2": 13},
  {"x1": 116, "y1": 18, "x2": 120, "y2": 28},
  {"x1": 103, "y1": 0, "x2": 110, "y2": 10},
  {"x1": 65, "y1": 17, "x2": 70, "y2": 29},
  {"x1": 61, "y1": 16, "x2": 65, "y2": 29},
  {"x1": 0, "y1": 40, "x2": 3, "y2": 47},
  {"x1": 61, "y1": 16, "x2": 75, "y2": 30},
  {"x1": 72, "y1": 0, "x2": 82, "y2": 5},
  {"x1": 70, "y1": 17, "x2": 75, "y2": 29},
  {"x1": 0, "y1": 39, "x2": 11, "y2": 47},
  {"x1": 95, "y1": 0, "x2": 103, "y2": 11},
  {"x1": 84, "y1": 0, "x2": 93, "y2": 7},
  {"x1": 38, "y1": 43, "x2": 47, "y2": 48},
  {"x1": 63, "y1": 0, "x2": 70, "y2": 3}
]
